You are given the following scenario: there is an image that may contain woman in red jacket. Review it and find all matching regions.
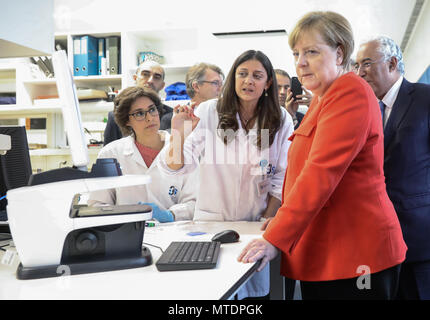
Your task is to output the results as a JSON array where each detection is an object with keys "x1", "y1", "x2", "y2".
[{"x1": 238, "y1": 11, "x2": 407, "y2": 300}]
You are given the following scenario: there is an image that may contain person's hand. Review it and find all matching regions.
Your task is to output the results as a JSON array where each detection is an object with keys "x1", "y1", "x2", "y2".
[
  {"x1": 237, "y1": 238, "x2": 279, "y2": 271},
  {"x1": 295, "y1": 87, "x2": 312, "y2": 106},
  {"x1": 170, "y1": 103, "x2": 200, "y2": 139},
  {"x1": 285, "y1": 88, "x2": 296, "y2": 111},
  {"x1": 260, "y1": 217, "x2": 274, "y2": 231},
  {"x1": 140, "y1": 202, "x2": 174, "y2": 223}
]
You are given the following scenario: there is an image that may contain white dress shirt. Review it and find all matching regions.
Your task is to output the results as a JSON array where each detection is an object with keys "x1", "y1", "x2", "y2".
[{"x1": 380, "y1": 76, "x2": 404, "y2": 128}]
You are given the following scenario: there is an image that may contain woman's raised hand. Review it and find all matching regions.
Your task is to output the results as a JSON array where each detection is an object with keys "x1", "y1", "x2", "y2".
[{"x1": 171, "y1": 103, "x2": 200, "y2": 139}]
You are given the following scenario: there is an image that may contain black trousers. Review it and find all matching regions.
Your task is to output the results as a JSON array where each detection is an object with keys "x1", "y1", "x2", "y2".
[
  {"x1": 300, "y1": 264, "x2": 401, "y2": 300},
  {"x1": 397, "y1": 260, "x2": 430, "y2": 300}
]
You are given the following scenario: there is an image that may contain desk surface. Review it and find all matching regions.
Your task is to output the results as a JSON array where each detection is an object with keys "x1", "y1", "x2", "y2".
[{"x1": 0, "y1": 221, "x2": 264, "y2": 300}]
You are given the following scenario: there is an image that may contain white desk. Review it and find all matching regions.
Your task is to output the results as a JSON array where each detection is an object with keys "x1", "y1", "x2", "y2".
[{"x1": 0, "y1": 221, "x2": 278, "y2": 300}]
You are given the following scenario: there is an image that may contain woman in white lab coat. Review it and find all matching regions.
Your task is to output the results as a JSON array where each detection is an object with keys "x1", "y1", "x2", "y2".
[
  {"x1": 159, "y1": 50, "x2": 294, "y2": 298},
  {"x1": 88, "y1": 86, "x2": 197, "y2": 222}
]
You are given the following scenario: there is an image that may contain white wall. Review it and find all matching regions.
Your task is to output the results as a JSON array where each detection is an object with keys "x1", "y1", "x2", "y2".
[
  {"x1": 403, "y1": 0, "x2": 430, "y2": 82},
  {"x1": 1, "y1": 0, "x2": 54, "y2": 57},
  {"x1": 53, "y1": 0, "x2": 296, "y2": 77},
  {"x1": 53, "y1": 0, "x2": 416, "y2": 82}
]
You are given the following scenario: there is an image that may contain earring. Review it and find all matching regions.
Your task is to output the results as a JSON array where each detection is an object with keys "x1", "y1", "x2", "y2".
[{"x1": 264, "y1": 89, "x2": 268, "y2": 97}]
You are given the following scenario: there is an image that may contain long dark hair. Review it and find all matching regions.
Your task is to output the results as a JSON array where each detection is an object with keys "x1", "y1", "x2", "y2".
[{"x1": 217, "y1": 50, "x2": 282, "y2": 148}]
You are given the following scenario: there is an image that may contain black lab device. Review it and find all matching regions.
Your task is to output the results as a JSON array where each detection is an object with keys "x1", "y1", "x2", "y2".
[
  {"x1": 291, "y1": 76, "x2": 303, "y2": 100},
  {"x1": 212, "y1": 230, "x2": 240, "y2": 244}
]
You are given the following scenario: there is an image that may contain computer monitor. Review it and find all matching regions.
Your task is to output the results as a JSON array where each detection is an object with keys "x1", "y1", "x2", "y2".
[
  {"x1": 0, "y1": 126, "x2": 32, "y2": 235},
  {"x1": 52, "y1": 50, "x2": 89, "y2": 170}
]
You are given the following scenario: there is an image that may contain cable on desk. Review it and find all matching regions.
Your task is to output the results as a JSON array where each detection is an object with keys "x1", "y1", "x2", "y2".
[
  {"x1": 142, "y1": 242, "x2": 164, "y2": 253},
  {"x1": 0, "y1": 243, "x2": 10, "y2": 251}
]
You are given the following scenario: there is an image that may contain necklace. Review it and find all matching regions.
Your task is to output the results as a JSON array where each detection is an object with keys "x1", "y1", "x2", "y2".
[{"x1": 239, "y1": 112, "x2": 252, "y2": 126}]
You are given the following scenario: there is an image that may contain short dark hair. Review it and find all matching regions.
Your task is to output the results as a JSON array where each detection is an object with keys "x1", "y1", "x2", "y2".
[
  {"x1": 274, "y1": 69, "x2": 291, "y2": 81},
  {"x1": 113, "y1": 86, "x2": 162, "y2": 136}
]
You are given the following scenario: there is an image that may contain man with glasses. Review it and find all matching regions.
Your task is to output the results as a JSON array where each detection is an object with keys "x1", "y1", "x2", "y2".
[
  {"x1": 356, "y1": 36, "x2": 430, "y2": 300},
  {"x1": 185, "y1": 62, "x2": 224, "y2": 106},
  {"x1": 160, "y1": 63, "x2": 224, "y2": 130},
  {"x1": 104, "y1": 61, "x2": 173, "y2": 145}
]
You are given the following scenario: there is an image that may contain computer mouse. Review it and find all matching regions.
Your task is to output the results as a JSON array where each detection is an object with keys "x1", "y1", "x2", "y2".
[{"x1": 211, "y1": 230, "x2": 240, "y2": 244}]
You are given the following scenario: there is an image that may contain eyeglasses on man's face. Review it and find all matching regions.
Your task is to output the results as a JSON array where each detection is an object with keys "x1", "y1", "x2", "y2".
[
  {"x1": 199, "y1": 80, "x2": 223, "y2": 87},
  {"x1": 353, "y1": 59, "x2": 385, "y2": 72},
  {"x1": 128, "y1": 105, "x2": 159, "y2": 121}
]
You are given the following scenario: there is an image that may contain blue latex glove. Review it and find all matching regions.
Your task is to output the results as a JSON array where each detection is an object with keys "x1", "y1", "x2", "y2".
[{"x1": 140, "y1": 202, "x2": 174, "y2": 223}]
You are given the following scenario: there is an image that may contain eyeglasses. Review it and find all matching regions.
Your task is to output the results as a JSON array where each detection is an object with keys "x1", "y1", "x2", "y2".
[
  {"x1": 200, "y1": 80, "x2": 223, "y2": 87},
  {"x1": 137, "y1": 70, "x2": 164, "y2": 81},
  {"x1": 128, "y1": 105, "x2": 159, "y2": 121},
  {"x1": 353, "y1": 59, "x2": 385, "y2": 72}
]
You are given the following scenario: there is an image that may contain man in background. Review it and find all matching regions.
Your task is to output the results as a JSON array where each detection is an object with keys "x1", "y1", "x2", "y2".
[
  {"x1": 356, "y1": 36, "x2": 430, "y2": 300},
  {"x1": 274, "y1": 69, "x2": 311, "y2": 129},
  {"x1": 160, "y1": 62, "x2": 224, "y2": 129},
  {"x1": 104, "y1": 61, "x2": 172, "y2": 145}
]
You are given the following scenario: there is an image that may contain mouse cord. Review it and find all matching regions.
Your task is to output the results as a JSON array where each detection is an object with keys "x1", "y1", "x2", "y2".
[{"x1": 142, "y1": 242, "x2": 164, "y2": 253}]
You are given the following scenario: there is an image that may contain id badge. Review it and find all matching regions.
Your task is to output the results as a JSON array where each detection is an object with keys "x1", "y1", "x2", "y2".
[{"x1": 257, "y1": 179, "x2": 271, "y2": 196}]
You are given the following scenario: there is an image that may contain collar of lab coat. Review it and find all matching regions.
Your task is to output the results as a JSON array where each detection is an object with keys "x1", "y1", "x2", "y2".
[{"x1": 122, "y1": 131, "x2": 170, "y2": 168}]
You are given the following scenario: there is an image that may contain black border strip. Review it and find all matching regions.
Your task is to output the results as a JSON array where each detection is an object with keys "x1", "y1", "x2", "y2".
[{"x1": 219, "y1": 259, "x2": 262, "y2": 300}]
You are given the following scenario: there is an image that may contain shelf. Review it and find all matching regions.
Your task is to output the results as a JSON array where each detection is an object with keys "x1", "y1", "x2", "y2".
[
  {"x1": 163, "y1": 64, "x2": 191, "y2": 72},
  {"x1": 12, "y1": 28, "x2": 194, "y2": 172},
  {"x1": 0, "y1": 101, "x2": 113, "y2": 116},
  {"x1": 30, "y1": 147, "x2": 101, "y2": 156},
  {"x1": 23, "y1": 74, "x2": 122, "y2": 86},
  {"x1": 55, "y1": 31, "x2": 121, "y2": 38},
  {"x1": 0, "y1": 68, "x2": 16, "y2": 93},
  {"x1": 74, "y1": 75, "x2": 122, "y2": 86},
  {"x1": 0, "y1": 104, "x2": 57, "y2": 116}
]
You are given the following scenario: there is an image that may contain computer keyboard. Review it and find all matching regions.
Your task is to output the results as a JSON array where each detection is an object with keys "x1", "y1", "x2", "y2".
[{"x1": 156, "y1": 241, "x2": 221, "y2": 271}]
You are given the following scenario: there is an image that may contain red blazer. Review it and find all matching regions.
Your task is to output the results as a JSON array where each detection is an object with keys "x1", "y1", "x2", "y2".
[{"x1": 264, "y1": 73, "x2": 407, "y2": 281}]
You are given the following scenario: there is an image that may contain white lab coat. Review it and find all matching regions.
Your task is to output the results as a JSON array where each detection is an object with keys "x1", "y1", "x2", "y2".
[
  {"x1": 88, "y1": 131, "x2": 198, "y2": 221},
  {"x1": 159, "y1": 99, "x2": 294, "y2": 298}
]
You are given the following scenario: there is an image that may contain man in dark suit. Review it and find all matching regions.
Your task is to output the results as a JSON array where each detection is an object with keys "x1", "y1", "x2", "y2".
[
  {"x1": 356, "y1": 36, "x2": 430, "y2": 300},
  {"x1": 103, "y1": 61, "x2": 172, "y2": 145}
]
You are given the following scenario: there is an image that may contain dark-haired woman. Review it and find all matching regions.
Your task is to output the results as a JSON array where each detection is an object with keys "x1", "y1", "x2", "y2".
[
  {"x1": 159, "y1": 50, "x2": 294, "y2": 299},
  {"x1": 88, "y1": 86, "x2": 197, "y2": 223}
]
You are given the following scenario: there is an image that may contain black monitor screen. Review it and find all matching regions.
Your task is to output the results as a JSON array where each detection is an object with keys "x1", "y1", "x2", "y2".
[{"x1": 0, "y1": 126, "x2": 32, "y2": 216}]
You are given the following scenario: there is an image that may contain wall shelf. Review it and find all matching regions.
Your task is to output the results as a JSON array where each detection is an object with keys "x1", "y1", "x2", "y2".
[
  {"x1": 0, "y1": 101, "x2": 113, "y2": 116},
  {"x1": 30, "y1": 147, "x2": 101, "y2": 157},
  {"x1": 4, "y1": 29, "x2": 196, "y2": 171}
]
